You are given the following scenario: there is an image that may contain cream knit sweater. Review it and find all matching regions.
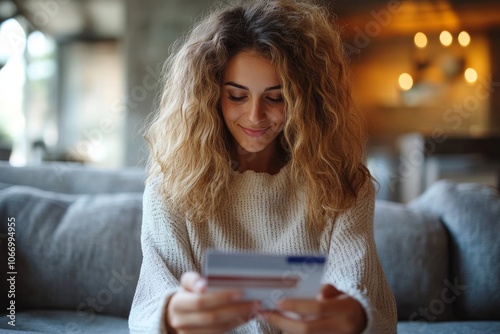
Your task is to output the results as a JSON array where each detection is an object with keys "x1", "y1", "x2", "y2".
[{"x1": 128, "y1": 165, "x2": 397, "y2": 333}]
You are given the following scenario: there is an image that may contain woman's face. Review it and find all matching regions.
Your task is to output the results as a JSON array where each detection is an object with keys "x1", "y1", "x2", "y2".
[{"x1": 220, "y1": 50, "x2": 285, "y2": 155}]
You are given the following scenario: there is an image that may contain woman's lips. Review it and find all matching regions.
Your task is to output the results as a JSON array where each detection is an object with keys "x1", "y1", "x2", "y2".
[{"x1": 240, "y1": 126, "x2": 269, "y2": 137}]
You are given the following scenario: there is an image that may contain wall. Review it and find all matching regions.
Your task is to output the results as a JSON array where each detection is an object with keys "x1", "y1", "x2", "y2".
[
  {"x1": 124, "y1": 0, "x2": 215, "y2": 167},
  {"x1": 57, "y1": 41, "x2": 124, "y2": 167}
]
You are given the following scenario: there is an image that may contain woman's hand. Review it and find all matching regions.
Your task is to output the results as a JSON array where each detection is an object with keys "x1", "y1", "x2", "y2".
[
  {"x1": 261, "y1": 284, "x2": 367, "y2": 334},
  {"x1": 166, "y1": 272, "x2": 259, "y2": 334}
]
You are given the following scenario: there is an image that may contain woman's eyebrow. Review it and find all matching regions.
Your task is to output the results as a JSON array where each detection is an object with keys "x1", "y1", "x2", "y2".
[
  {"x1": 224, "y1": 82, "x2": 282, "y2": 91},
  {"x1": 224, "y1": 82, "x2": 248, "y2": 90},
  {"x1": 264, "y1": 85, "x2": 282, "y2": 91}
]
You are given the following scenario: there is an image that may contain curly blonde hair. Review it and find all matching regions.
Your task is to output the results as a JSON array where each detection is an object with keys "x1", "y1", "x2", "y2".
[{"x1": 146, "y1": 0, "x2": 372, "y2": 226}]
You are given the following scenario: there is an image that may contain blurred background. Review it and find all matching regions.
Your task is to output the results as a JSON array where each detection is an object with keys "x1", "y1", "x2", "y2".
[{"x1": 0, "y1": 0, "x2": 499, "y2": 202}]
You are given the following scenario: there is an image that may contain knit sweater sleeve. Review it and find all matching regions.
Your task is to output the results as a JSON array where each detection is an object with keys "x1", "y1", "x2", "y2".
[
  {"x1": 128, "y1": 178, "x2": 196, "y2": 334},
  {"x1": 322, "y1": 181, "x2": 397, "y2": 334}
]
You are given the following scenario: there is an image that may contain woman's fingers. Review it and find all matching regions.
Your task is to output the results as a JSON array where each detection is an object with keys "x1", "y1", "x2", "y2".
[
  {"x1": 318, "y1": 284, "x2": 343, "y2": 299},
  {"x1": 175, "y1": 322, "x2": 237, "y2": 334},
  {"x1": 262, "y1": 292, "x2": 367, "y2": 334},
  {"x1": 177, "y1": 310, "x2": 256, "y2": 334},
  {"x1": 180, "y1": 271, "x2": 206, "y2": 293},
  {"x1": 276, "y1": 299, "x2": 326, "y2": 317},
  {"x1": 177, "y1": 271, "x2": 244, "y2": 310},
  {"x1": 276, "y1": 293, "x2": 353, "y2": 318},
  {"x1": 171, "y1": 301, "x2": 259, "y2": 330},
  {"x1": 172, "y1": 288, "x2": 244, "y2": 311},
  {"x1": 169, "y1": 272, "x2": 261, "y2": 333},
  {"x1": 262, "y1": 311, "x2": 345, "y2": 334}
]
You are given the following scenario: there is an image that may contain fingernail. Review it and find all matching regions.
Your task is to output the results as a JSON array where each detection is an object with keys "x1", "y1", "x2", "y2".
[{"x1": 195, "y1": 279, "x2": 206, "y2": 292}]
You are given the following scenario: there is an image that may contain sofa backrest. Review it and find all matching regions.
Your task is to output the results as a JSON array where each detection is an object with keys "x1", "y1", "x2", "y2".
[
  {"x1": 0, "y1": 161, "x2": 146, "y2": 320},
  {"x1": 409, "y1": 180, "x2": 500, "y2": 321},
  {"x1": 0, "y1": 185, "x2": 143, "y2": 319},
  {"x1": 0, "y1": 161, "x2": 145, "y2": 194},
  {"x1": 374, "y1": 199, "x2": 454, "y2": 322}
]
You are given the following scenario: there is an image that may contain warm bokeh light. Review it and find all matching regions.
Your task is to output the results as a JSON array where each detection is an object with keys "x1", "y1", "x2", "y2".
[
  {"x1": 399, "y1": 73, "x2": 414, "y2": 91},
  {"x1": 458, "y1": 31, "x2": 471, "y2": 47},
  {"x1": 414, "y1": 32, "x2": 428, "y2": 48},
  {"x1": 464, "y1": 68, "x2": 478, "y2": 83},
  {"x1": 439, "y1": 30, "x2": 453, "y2": 47}
]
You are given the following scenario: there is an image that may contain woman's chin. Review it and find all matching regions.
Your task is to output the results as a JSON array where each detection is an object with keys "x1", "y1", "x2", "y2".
[{"x1": 238, "y1": 145, "x2": 266, "y2": 154}]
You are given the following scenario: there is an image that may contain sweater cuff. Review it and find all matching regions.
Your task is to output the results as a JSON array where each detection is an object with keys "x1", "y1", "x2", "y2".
[
  {"x1": 160, "y1": 288, "x2": 179, "y2": 334},
  {"x1": 341, "y1": 285, "x2": 374, "y2": 334},
  {"x1": 345, "y1": 286, "x2": 396, "y2": 334},
  {"x1": 128, "y1": 288, "x2": 179, "y2": 334}
]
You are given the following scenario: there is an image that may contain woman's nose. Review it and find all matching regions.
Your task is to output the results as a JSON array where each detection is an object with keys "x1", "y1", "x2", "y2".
[{"x1": 247, "y1": 99, "x2": 266, "y2": 124}]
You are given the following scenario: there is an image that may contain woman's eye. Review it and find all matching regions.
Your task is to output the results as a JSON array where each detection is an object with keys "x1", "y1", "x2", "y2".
[
  {"x1": 267, "y1": 96, "x2": 284, "y2": 104},
  {"x1": 228, "y1": 95, "x2": 246, "y2": 102}
]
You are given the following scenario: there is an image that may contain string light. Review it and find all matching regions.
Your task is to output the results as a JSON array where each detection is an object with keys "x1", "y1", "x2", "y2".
[
  {"x1": 458, "y1": 31, "x2": 471, "y2": 47},
  {"x1": 399, "y1": 73, "x2": 414, "y2": 91},
  {"x1": 414, "y1": 32, "x2": 428, "y2": 48},
  {"x1": 439, "y1": 30, "x2": 453, "y2": 47},
  {"x1": 464, "y1": 68, "x2": 478, "y2": 83}
]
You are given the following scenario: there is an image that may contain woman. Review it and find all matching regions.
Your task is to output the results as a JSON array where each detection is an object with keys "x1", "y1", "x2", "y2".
[{"x1": 129, "y1": 0, "x2": 397, "y2": 333}]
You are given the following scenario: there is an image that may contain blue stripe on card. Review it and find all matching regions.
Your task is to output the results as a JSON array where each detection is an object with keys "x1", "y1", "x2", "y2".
[{"x1": 287, "y1": 256, "x2": 325, "y2": 264}]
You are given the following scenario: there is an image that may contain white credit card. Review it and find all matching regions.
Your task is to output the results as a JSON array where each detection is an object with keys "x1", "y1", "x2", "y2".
[{"x1": 205, "y1": 250, "x2": 326, "y2": 309}]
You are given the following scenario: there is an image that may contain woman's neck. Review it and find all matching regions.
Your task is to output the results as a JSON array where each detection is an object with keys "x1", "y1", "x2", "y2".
[{"x1": 231, "y1": 141, "x2": 286, "y2": 175}]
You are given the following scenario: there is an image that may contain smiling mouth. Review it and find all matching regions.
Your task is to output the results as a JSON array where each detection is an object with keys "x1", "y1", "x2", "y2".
[{"x1": 240, "y1": 126, "x2": 270, "y2": 137}]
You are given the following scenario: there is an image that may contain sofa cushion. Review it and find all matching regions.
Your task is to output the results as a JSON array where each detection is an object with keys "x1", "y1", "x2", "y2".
[
  {"x1": 374, "y1": 200, "x2": 453, "y2": 321},
  {"x1": 409, "y1": 180, "x2": 500, "y2": 320},
  {"x1": 0, "y1": 186, "x2": 143, "y2": 318},
  {"x1": 398, "y1": 320, "x2": 500, "y2": 334},
  {"x1": 0, "y1": 310, "x2": 129, "y2": 333}
]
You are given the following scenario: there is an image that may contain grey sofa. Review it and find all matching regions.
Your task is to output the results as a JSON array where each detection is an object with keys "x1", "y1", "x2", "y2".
[{"x1": 0, "y1": 161, "x2": 499, "y2": 334}]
